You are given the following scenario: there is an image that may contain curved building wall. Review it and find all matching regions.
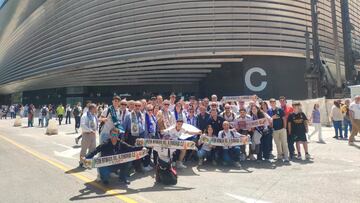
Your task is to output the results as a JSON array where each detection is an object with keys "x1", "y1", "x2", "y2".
[{"x1": 0, "y1": 0, "x2": 357, "y2": 97}]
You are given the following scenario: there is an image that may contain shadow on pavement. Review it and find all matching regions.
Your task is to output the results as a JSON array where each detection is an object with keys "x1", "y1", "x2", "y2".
[
  {"x1": 350, "y1": 143, "x2": 360, "y2": 150},
  {"x1": 65, "y1": 166, "x2": 86, "y2": 174},
  {"x1": 69, "y1": 180, "x2": 194, "y2": 201}
]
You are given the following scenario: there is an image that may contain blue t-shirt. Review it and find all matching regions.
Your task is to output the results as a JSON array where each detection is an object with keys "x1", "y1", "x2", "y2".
[
  {"x1": 312, "y1": 109, "x2": 321, "y2": 124},
  {"x1": 268, "y1": 108, "x2": 285, "y2": 130}
]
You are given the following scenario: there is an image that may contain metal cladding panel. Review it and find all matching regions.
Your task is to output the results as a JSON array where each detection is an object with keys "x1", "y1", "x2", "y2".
[{"x1": 0, "y1": 0, "x2": 358, "y2": 95}]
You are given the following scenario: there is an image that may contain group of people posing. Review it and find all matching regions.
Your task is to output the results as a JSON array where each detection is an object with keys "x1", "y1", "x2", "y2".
[{"x1": 76, "y1": 94, "x2": 312, "y2": 185}]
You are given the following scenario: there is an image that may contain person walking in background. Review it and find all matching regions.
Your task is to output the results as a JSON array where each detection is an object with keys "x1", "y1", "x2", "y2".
[
  {"x1": 41, "y1": 105, "x2": 49, "y2": 127},
  {"x1": 349, "y1": 96, "x2": 360, "y2": 145},
  {"x1": 9, "y1": 105, "x2": 15, "y2": 119},
  {"x1": 330, "y1": 100, "x2": 344, "y2": 139},
  {"x1": 48, "y1": 104, "x2": 53, "y2": 120},
  {"x1": 38, "y1": 105, "x2": 43, "y2": 126},
  {"x1": 65, "y1": 104, "x2": 72, "y2": 124},
  {"x1": 342, "y1": 99, "x2": 352, "y2": 140},
  {"x1": 56, "y1": 104, "x2": 65, "y2": 125},
  {"x1": 309, "y1": 104, "x2": 324, "y2": 143},
  {"x1": 73, "y1": 102, "x2": 82, "y2": 134},
  {"x1": 27, "y1": 104, "x2": 35, "y2": 127}
]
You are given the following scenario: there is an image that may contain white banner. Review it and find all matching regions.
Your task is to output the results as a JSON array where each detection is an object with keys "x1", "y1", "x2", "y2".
[
  {"x1": 245, "y1": 118, "x2": 269, "y2": 128},
  {"x1": 199, "y1": 135, "x2": 250, "y2": 146},
  {"x1": 85, "y1": 148, "x2": 148, "y2": 168},
  {"x1": 222, "y1": 95, "x2": 256, "y2": 102},
  {"x1": 234, "y1": 118, "x2": 268, "y2": 129},
  {"x1": 136, "y1": 138, "x2": 197, "y2": 150}
]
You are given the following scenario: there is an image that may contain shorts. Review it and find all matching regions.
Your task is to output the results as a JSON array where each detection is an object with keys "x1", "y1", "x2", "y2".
[{"x1": 294, "y1": 133, "x2": 307, "y2": 142}]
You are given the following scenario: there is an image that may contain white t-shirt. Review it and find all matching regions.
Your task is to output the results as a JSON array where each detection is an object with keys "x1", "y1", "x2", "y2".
[
  {"x1": 349, "y1": 102, "x2": 360, "y2": 120},
  {"x1": 331, "y1": 105, "x2": 344, "y2": 121},
  {"x1": 100, "y1": 108, "x2": 120, "y2": 135},
  {"x1": 163, "y1": 126, "x2": 186, "y2": 140}
]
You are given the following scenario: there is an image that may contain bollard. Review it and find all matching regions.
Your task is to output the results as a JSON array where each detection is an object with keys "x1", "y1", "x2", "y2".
[
  {"x1": 13, "y1": 116, "x2": 22, "y2": 127},
  {"x1": 46, "y1": 119, "x2": 58, "y2": 135}
]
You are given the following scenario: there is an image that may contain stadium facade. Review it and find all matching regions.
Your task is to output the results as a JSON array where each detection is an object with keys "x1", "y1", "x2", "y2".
[{"x1": 0, "y1": 0, "x2": 359, "y2": 105}]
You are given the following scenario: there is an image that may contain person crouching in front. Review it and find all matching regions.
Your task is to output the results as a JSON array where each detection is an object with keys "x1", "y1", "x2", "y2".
[
  {"x1": 84, "y1": 128, "x2": 132, "y2": 185},
  {"x1": 197, "y1": 125, "x2": 216, "y2": 166},
  {"x1": 162, "y1": 119, "x2": 201, "y2": 169},
  {"x1": 217, "y1": 121, "x2": 242, "y2": 168}
]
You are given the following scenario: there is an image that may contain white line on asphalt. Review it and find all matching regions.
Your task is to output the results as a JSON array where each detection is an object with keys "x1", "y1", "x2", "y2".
[
  {"x1": 53, "y1": 142, "x2": 73, "y2": 149},
  {"x1": 225, "y1": 193, "x2": 271, "y2": 203},
  {"x1": 54, "y1": 148, "x2": 80, "y2": 159}
]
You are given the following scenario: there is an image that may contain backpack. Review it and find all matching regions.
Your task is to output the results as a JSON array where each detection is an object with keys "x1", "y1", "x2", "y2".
[
  {"x1": 41, "y1": 108, "x2": 47, "y2": 116},
  {"x1": 73, "y1": 107, "x2": 80, "y2": 117},
  {"x1": 155, "y1": 156, "x2": 177, "y2": 185}
]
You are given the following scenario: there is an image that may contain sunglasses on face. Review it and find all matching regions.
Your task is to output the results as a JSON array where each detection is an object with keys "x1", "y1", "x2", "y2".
[
  {"x1": 135, "y1": 105, "x2": 141, "y2": 107},
  {"x1": 148, "y1": 109, "x2": 153, "y2": 112},
  {"x1": 121, "y1": 103, "x2": 127, "y2": 106},
  {"x1": 164, "y1": 104, "x2": 170, "y2": 106}
]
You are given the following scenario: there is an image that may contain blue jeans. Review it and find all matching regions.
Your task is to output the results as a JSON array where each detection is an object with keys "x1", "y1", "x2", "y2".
[
  {"x1": 222, "y1": 147, "x2": 241, "y2": 164},
  {"x1": 333, "y1": 121, "x2": 343, "y2": 138},
  {"x1": 197, "y1": 149, "x2": 212, "y2": 160},
  {"x1": 258, "y1": 131, "x2": 272, "y2": 160},
  {"x1": 343, "y1": 119, "x2": 352, "y2": 138},
  {"x1": 98, "y1": 163, "x2": 130, "y2": 182}
]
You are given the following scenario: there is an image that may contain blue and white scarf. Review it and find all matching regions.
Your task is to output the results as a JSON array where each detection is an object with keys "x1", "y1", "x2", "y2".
[
  {"x1": 109, "y1": 105, "x2": 124, "y2": 133},
  {"x1": 146, "y1": 113, "x2": 158, "y2": 137}
]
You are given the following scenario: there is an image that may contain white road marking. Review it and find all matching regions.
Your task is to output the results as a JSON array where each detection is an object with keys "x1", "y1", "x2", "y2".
[
  {"x1": 225, "y1": 193, "x2": 271, "y2": 203},
  {"x1": 53, "y1": 142, "x2": 72, "y2": 149},
  {"x1": 54, "y1": 148, "x2": 80, "y2": 159}
]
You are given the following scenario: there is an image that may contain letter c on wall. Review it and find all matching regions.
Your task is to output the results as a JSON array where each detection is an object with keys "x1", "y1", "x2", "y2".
[{"x1": 245, "y1": 67, "x2": 267, "y2": 92}]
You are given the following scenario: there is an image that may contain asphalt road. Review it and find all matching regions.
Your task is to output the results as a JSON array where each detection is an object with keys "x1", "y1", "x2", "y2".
[{"x1": 0, "y1": 117, "x2": 360, "y2": 203}]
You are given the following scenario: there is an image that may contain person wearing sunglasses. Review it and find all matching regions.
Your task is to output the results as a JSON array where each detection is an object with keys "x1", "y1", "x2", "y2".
[
  {"x1": 119, "y1": 99, "x2": 129, "y2": 125},
  {"x1": 84, "y1": 128, "x2": 132, "y2": 185}
]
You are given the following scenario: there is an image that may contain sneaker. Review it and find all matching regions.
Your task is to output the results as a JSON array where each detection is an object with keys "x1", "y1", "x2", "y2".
[
  {"x1": 283, "y1": 159, "x2": 290, "y2": 163},
  {"x1": 233, "y1": 162, "x2": 241, "y2": 168},
  {"x1": 176, "y1": 161, "x2": 187, "y2": 169},
  {"x1": 319, "y1": 140, "x2": 326, "y2": 144},
  {"x1": 119, "y1": 178, "x2": 130, "y2": 185},
  {"x1": 249, "y1": 154, "x2": 256, "y2": 161},
  {"x1": 349, "y1": 142, "x2": 355, "y2": 146},
  {"x1": 143, "y1": 166, "x2": 153, "y2": 172},
  {"x1": 296, "y1": 154, "x2": 302, "y2": 160},
  {"x1": 198, "y1": 159, "x2": 203, "y2": 166},
  {"x1": 75, "y1": 137, "x2": 79, "y2": 145},
  {"x1": 305, "y1": 153, "x2": 311, "y2": 160}
]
